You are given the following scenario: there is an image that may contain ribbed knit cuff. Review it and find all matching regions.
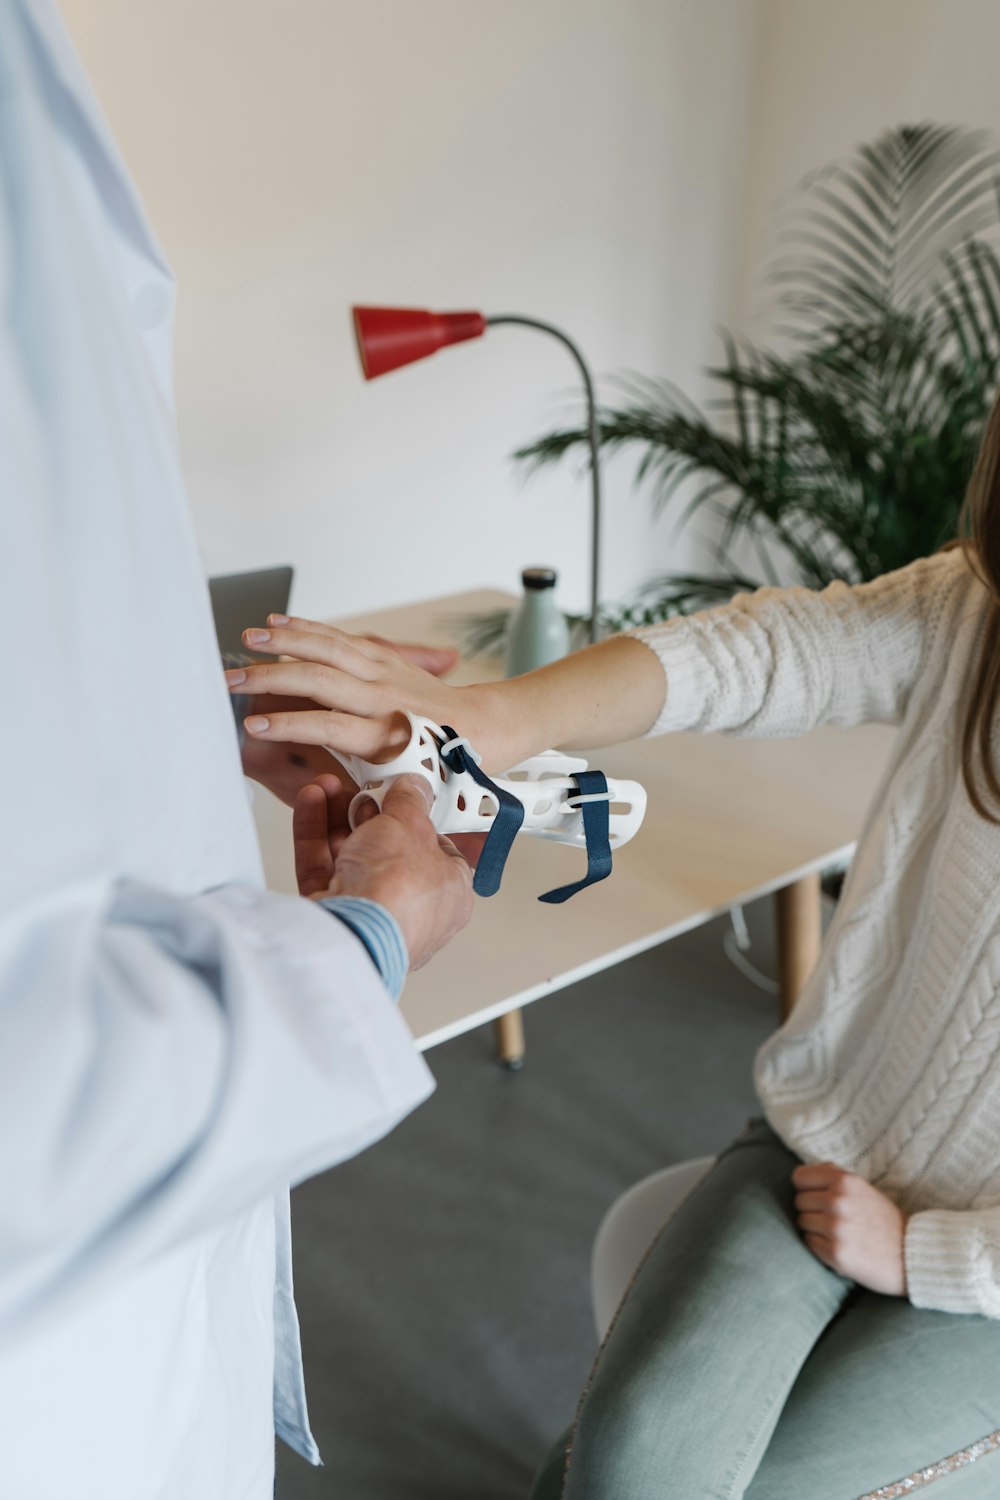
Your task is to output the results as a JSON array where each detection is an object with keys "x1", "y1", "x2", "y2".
[
  {"x1": 904, "y1": 1209, "x2": 992, "y2": 1315},
  {"x1": 320, "y1": 896, "x2": 409, "y2": 1002},
  {"x1": 628, "y1": 624, "x2": 714, "y2": 736}
]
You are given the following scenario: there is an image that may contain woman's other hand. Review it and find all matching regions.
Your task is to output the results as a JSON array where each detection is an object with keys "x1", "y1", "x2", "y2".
[{"x1": 792, "y1": 1162, "x2": 908, "y2": 1296}]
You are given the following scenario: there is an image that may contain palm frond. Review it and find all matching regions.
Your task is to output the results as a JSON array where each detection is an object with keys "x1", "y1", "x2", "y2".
[
  {"x1": 499, "y1": 121, "x2": 1000, "y2": 640},
  {"x1": 775, "y1": 124, "x2": 1000, "y2": 326}
]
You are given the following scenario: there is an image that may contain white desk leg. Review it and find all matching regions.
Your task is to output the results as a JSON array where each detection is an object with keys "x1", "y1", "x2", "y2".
[
  {"x1": 775, "y1": 873, "x2": 822, "y2": 1023},
  {"x1": 493, "y1": 1009, "x2": 526, "y2": 1071}
]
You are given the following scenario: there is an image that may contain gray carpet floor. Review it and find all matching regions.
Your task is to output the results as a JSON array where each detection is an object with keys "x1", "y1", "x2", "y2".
[{"x1": 276, "y1": 899, "x2": 780, "y2": 1499}]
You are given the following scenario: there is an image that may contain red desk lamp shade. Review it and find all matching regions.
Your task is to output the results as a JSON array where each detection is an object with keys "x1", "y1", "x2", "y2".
[
  {"x1": 350, "y1": 301, "x2": 602, "y2": 644},
  {"x1": 353, "y1": 306, "x2": 487, "y2": 379}
]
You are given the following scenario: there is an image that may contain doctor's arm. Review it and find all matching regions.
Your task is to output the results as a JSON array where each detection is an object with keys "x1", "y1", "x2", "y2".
[
  {"x1": 0, "y1": 773, "x2": 471, "y2": 1344},
  {"x1": 0, "y1": 327, "x2": 468, "y2": 1345}
]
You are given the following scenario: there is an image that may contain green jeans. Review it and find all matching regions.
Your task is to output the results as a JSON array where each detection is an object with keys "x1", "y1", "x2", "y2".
[{"x1": 532, "y1": 1121, "x2": 1000, "y2": 1500}]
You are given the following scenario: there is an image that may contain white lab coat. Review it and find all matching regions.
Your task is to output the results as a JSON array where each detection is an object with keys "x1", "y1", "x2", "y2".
[{"x1": 0, "y1": 2, "x2": 434, "y2": 1495}]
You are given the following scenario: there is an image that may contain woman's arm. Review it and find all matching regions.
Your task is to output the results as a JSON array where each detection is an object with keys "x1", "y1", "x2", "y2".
[
  {"x1": 226, "y1": 550, "x2": 969, "y2": 771},
  {"x1": 634, "y1": 551, "x2": 968, "y2": 741},
  {"x1": 227, "y1": 625, "x2": 667, "y2": 772},
  {"x1": 466, "y1": 634, "x2": 669, "y2": 768}
]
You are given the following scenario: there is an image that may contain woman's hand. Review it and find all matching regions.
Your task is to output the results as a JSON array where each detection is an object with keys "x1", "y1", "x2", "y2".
[
  {"x1": 225, "y1": 616, "x2": 518, "y2": 769},
  {"x1": 226, "y1": 615, "x2": 530, "y2": 768},
  {"x1": 227, "y1": 611, "x2": 668, "y2": 776},
  {"x1": 792, "y1": 1162, "x2": 908, "y2": 1296},
  {"x1": 231, "y1": 628, "x2": 476, "y2": 799}
]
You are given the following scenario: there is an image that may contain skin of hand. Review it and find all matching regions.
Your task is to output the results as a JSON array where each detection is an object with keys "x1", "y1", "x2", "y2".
[
  {"x1": 235, "y1": 637, "x2": 460, "y2": 807},
  {"x1": 293, "y1": 771, "x2": 474, "y2": 970},
  {"x1": 792, "y1": 1161, "x2": 908, "y2": 1296},
  {"x1": 225, "y1": 613, "x2": 667, "y2": 773}
]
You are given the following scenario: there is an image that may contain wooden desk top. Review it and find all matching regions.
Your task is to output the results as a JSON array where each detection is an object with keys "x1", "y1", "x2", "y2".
[{"x1": 252, "y1": 589, "x2": 896, "y2": 1049}]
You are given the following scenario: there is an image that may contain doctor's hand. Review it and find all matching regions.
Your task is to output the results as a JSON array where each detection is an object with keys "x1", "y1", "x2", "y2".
[
  {"x1": 234, "y1": 635, "x2": 460, "y2": 807},
  {"x1": 793, "y1": 1163, "x2": 908, "y2": 1296},
  {"x1": 294, "y1": 772, "x2": 473, "y2": 971}
]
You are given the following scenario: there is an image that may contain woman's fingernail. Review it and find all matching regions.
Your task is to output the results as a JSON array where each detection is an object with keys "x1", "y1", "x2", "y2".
[
  {"x1": 244, "y1": 629, "x2": 270, "y2": 645},
  {"x1": 268, "y1": 613, "x2": 290, "y2": 625},
  {"x1": 224, "y1": 669, "x2": 246, "y2": 686},
  {"x1": 244, "y1": 716, "x2": 270, "y2": 734}
]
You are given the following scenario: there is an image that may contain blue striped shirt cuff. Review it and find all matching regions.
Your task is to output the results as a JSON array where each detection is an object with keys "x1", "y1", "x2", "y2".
[{"x1": 320, "y1": 897, "x2": 409, "y2": 1002}]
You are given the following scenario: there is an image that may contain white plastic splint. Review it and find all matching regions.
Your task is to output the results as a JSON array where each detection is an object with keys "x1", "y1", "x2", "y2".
[{"x1": 336, "y1": 712, "x2": 647, "y2": 851}]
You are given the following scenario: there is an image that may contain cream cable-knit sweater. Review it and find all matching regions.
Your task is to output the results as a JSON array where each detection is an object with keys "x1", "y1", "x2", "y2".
[{"x1": 634, "y1": 547, "x2": 1000, "y2": 1318}]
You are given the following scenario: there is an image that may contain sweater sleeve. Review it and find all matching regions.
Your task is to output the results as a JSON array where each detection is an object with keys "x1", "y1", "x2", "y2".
[
  {"x1": 631, "y1": 549, "x2": 968, "y2": 738},
  {"x1": 905, "y1": 1206, "x2": 1000, "y2": 1318}
]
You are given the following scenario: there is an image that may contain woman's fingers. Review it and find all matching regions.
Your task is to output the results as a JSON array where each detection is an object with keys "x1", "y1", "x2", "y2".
[
  {"x1": 795, "y1": 1211, "x2": 833, "y2": 1239},
  {"x1": 791, "y1": 1162, "x2": 842, "y2": 1190},
  {"x1": 245, "y1": 621, "x2": 389, "y2": 669},
  {"x1": 793, "y1": 1189, "x2": 837, "y2": 1214},
  {"x1": 267, "y1": 614, "x2": 383, "y2": 658},
  {"x1": 268, "y1": 614, "x2": 333, "y2": 635},
  {"x1": 243, "y1": 707, "x2": 411, "y2": 760},
  {"x1": 253, "y1": 618, "x2": 457, "y2": 678},
  {"x1": 803, "y1": 1233, "x2": 838, "y2": 1270},
  {"x1": 242, "y1": 624, "x2": 382, "y2": 675},
  {"x1": 226, "y1": 660, "x2": 385, "y2": 712},
  {"x1": 227, "y1": 616, "x2": 462, "y2": 767},
  {"x1": 369, "y1": 637, "x2": 458, "y2": 677},
  {"x1": 265, "y1": 617, "x2": 450, "y2": 671}
]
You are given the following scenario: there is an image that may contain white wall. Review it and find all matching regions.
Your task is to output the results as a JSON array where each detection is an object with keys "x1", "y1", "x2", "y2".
[
  {"x1": 61, "y1": 0, "x2": 761, "y2": 623},
  {"x1": 737, "y1": 0, "x2": 1000, "y2": 334}
]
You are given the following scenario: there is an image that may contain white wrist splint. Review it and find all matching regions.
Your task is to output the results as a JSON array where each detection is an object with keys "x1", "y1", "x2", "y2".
[{"x1": 336, "y1": 712, "x2": 647, "y2": 902}]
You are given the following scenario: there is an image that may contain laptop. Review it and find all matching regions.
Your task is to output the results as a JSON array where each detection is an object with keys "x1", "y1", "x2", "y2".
[{"x1": 208, "y1": 565, "x2": 294, "y2": 662}]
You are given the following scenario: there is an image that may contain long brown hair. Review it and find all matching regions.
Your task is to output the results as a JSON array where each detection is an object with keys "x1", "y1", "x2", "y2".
[{"x1": 959, "y1": 390, "x2": 1000, "y2": 821}]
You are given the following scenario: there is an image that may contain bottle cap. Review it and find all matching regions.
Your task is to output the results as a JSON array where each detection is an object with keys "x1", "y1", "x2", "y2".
[{"x1": 521, "y1": 566, "x2": 558, "y2": 591}]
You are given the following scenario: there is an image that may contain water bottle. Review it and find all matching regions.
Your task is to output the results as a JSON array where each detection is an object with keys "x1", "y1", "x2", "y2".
[{"x1": 504, "y1": 566, "x2": 571, "y2": 677}]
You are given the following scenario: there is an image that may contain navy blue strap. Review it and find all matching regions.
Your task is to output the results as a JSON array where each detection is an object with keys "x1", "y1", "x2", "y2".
[
  {"x1": 538, "y1": 769, "x2": 613, "y2": 904},
  {"x1": 438, "y1": 725, "x2": 525, "y2": 898}
]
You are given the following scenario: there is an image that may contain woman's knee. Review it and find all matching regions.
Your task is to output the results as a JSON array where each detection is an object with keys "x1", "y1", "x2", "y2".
[{"x1": 562, "y1": 1374, "x2": 723, "y2": 1499}]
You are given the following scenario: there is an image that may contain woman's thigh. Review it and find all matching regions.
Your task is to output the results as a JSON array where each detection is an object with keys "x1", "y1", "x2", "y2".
[
  {"x1": 746, "y1": 1292, "x2": 1000, "y2": 1500},
  {"x1": 557, "y1": 1122, "x2": 852, "y2": 1500}
]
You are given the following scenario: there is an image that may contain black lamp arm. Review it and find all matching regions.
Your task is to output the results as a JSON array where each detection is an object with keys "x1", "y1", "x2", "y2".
[{"x1": 486, "y1": 314, "x2": 602, "y2": 645}]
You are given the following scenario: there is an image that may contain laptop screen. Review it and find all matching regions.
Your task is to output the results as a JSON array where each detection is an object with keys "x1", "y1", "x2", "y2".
[{"x1": 208, "y1": 566, "x2": 294, "y2": 662}]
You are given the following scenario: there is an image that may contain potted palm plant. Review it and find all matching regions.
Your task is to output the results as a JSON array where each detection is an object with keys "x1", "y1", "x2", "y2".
[{"x1": 507, "y1": 123, "x2": 1000, "y2": 635}]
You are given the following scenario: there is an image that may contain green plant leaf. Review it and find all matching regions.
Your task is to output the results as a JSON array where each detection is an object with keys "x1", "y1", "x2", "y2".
[{"x1": 512, "y1": 122, "x2": 999, "y2": 625}]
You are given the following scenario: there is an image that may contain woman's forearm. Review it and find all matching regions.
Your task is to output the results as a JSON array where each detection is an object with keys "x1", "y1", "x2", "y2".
[
  {"x1": 458, "y1": 636, "x2": 667, "y2": 772},
  {"x1": 225, "y1": 623, "x2": 669, "y2": 772}
]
